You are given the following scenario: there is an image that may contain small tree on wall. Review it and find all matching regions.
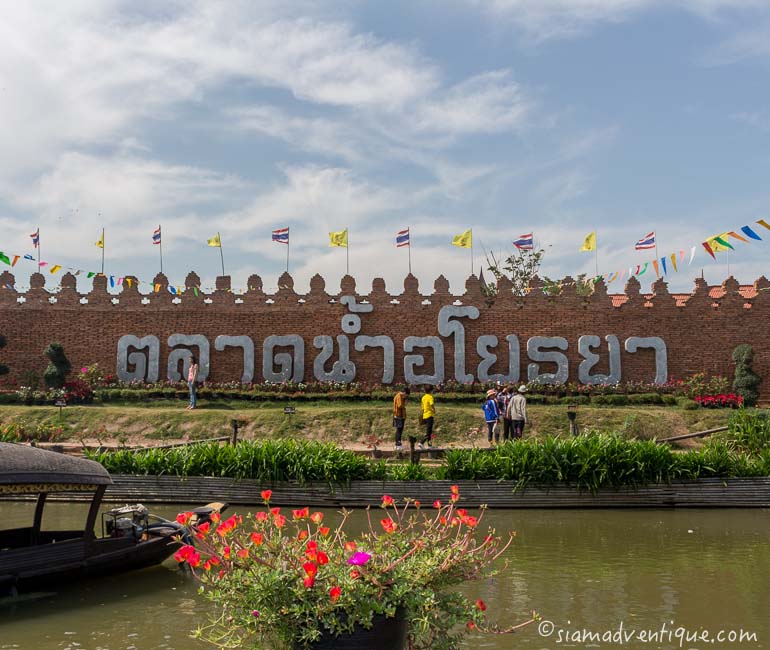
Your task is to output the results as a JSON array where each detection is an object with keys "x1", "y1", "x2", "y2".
[
  {"x1": 44, "y1": 342, "x2": 71, "y2": 389},
  {"x1": 732, "y1": 344, "x2": 761, "y2": 407},
  {"x1": 0, "y1": 335, "x2": 9, "y2": 377}
]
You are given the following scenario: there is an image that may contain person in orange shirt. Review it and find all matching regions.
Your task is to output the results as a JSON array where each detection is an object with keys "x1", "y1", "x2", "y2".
[{"x1": 392, "y1": 386, "x2": 410, "y2": 450}]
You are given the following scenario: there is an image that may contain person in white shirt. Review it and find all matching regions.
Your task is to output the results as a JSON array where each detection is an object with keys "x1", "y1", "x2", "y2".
[{"x1": 506, "y1": 385, "x2": 528, "y2": 439}]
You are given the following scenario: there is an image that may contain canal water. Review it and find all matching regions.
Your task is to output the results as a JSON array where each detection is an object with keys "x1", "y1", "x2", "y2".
[{"x1": 0, "y1": 503, "x2": 768, "y2": 650}]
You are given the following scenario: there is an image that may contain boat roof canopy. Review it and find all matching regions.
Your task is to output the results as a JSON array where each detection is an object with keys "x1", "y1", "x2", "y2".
[{"x1": 0, "y1": 443, "x2": 112, "y2": 492}]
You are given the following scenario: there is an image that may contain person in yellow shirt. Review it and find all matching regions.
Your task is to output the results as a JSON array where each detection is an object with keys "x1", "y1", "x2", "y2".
[
  {"x1": 420, "y1": 385, "x2": 436, "y2": 448},
  {"x1": 392, "y1": 386, "x2": 410, "y2": 450}
]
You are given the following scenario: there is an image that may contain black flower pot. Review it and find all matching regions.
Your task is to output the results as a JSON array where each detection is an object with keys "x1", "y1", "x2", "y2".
[{"x1": 303, "y1": 609, "x2": 407, "y2": 650}]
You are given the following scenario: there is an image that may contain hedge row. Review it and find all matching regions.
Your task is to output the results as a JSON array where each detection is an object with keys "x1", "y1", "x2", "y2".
[{"x1": 0, "y1": 388, "x2": 695, "y2": 408}]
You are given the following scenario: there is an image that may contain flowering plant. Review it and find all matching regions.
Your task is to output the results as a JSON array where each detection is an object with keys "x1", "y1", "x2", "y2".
[
  {"x1": 174, "y1": 487, "x2": 536, "y2": 649},
  {"x1": 694, "y1": 393, "x2": 744, "y2": 408}
]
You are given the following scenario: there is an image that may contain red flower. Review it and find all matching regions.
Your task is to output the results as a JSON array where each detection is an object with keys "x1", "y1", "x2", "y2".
[
  {"x1": 303, "y1": 562, "x2": 318, "y2": 579},
  {"x1": 413, "y1": 500, "x2": 421, "y2": 509},
  {"x1": 303, "y1": 576, "x2": 315, "y2": 588},
  {"x1": 329, "y1": 585, "x2": 342, "y2": 603},
  {"x1": 270, "y1": 507, "x2": 281, "y2": 516},
  {"x1": 273, "y1": 514, "x2": 286, "y2": 528},
  {"x1": 260, "y1": 489, "x2": 272, "y2": 502},
  {"x1": 255, "y1": 511, "x2": 269, "y2": 522},
  {"x1": 310, "y1": 512, "x2": 324, "y2": 525},
  {"x1": 175, "y1": 511, "x2": 193, "y2": 525},
  {"x1": 216, "y1": 515, "x2": 238, "y2": 537},
  {"x1": 250, "y1": 532, "x2": 264, "y2": 545},
  {"x1": 196, "y1": 521, "x2": 210, "y2": 535},
  {"x1": 317, "y1": 551, "x2": 329, "y2": 566},
  {"x1": 293, "y1": 507, "x2": 310, "y2": 520},
  {"x1": 450, "y1": 485, "x2": 460, "y2": 502},
  {"x1": 319, "y1": 526, "x2": 331, "y2": 536},
  {"x1": 475, "y1": 599, "x2": 487, "y2": 611},
  {"x1": 380, "y1": 518, "x2": 397, "y2": 534},
  {"x1": 381, "y1": 495, "x2": 394, "y2": 507},
  {"x1": 433, "y1": 500, "x2": 442, "y2": 509},
  {"x1": 344, "y1": 541, "x2": 357, "y2": 553},
  {"x1": 466, "y1": 621, "x2": 477, "y2": 630},
  {"x1": 237, "y1": 548, "x2": 249, "y2": 559},
  {"x1": 173, "y1": 544, "x2": 196, "y2": 563},
  {"x1": 297, "y1": 530, "x2": 308, "y2": 541}
]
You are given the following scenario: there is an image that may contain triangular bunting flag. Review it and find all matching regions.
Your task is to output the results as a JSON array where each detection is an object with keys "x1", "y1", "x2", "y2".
[
  {"x1": 661, "y1": 257, "x2": 668, "y2": 274},
  {"x1": 652, "y1": 259, "x2": 660, "y2": 276},
  {"x1": 702, "y1": 241, "x2": 716, "y2": 260},
  {"x1": 670, "y1": 253, "x2": 677, "y2": 272},
  {"x1": 741, "y1": 225, "x2": 762, "y2": 241},
  {"x1": 688, "y1": 246, "x2": 696, "y2": 265},
  {"x1": 728, "y1": 231, "x2": 748, "y2": 243}
]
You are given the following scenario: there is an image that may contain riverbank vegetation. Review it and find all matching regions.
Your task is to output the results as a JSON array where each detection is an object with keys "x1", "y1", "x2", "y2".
[{"x1": 83, "y1": 411, "x2": 770, "y2": 491}]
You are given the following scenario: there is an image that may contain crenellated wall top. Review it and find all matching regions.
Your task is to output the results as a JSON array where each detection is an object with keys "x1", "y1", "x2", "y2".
[{"x1": 0, "y1": 270, "x2": 767, "y2": 312}]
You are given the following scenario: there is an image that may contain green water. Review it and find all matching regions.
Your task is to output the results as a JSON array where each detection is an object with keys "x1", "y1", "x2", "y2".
[{"x1": 0, "y1": 503, "x2": 768, "y2": 650}]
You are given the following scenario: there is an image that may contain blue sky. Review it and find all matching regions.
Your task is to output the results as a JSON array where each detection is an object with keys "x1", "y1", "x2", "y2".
[{"x1": 1, "y1": 0, "x2": 769, "y2": 295}]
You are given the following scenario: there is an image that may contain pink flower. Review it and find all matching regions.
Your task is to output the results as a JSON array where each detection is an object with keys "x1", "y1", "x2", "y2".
[{"x1": 347, "y1": 551, "x2": 372, "y2": 566}]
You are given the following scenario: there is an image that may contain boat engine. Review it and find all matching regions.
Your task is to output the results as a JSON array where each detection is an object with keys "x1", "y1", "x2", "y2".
[{"x1": 104, "y1": 504, "x2": 150, "y2": 540}]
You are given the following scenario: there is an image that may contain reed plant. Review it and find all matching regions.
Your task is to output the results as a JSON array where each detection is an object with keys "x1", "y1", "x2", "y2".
[
  {"x1": 721, "y1": 409, "x2": 770, "y2": 455},
  {"x1": 87, "y1": 440, "x2": 386, "y2": 483}
]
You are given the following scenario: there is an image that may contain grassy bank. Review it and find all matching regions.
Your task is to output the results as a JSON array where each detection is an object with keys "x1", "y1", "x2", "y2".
[
  {"x1": 0, "y1": 401, "x2": 732, "y2": 447},
  {"x1": 84, "y1": 434, "x2": 770, "y2": 490}
]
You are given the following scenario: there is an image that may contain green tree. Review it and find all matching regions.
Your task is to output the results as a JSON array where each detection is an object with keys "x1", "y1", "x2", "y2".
[
  {"x1": 43, "y1": 342, "x2": 71, "y2": 389},
  {"x1": 732, "y1": 344, "x2": 761, "y2": 407},
  {"x1": 485, "y1": 248, "x2": 546, "y2": 296}
]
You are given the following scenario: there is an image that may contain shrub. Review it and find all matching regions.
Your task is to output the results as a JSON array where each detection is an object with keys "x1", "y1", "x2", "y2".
[
  {"x1": 732, "y1": 344, "x2": 761, "y2": 407},
  {"x1": 43, "y1": 342, "x2": 71, "y2": 389}
]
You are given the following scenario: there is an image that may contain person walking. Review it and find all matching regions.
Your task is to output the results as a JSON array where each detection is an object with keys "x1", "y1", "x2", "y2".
[
  {"x1": 482, "y1": 388, "x2": 501, "y2": 446},
  {"x1": 420, "y1": 385, "x2": 435, "y2": 448},
  {"x1": 506, "y1": 385, "x2": 528, "y2": 439},
  {"x1": 498, "y1": 385, "x2": 513, "y2": 442},
  {"x1": 392, "y1": 385, "x2": 410, "y2": 450},
  {"x1": 187, "y1": 355, "x2": 200, "y2": 410}
]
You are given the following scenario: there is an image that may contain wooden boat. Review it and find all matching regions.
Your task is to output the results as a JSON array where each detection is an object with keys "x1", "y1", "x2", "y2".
[{"x1": 0, "y1": 442, "x2": 217, "y2": 597}]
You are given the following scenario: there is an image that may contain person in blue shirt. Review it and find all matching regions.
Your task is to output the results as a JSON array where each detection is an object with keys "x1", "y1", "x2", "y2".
[{"x1": 482, "y1": 388, "x2": 501, "y2": 446}]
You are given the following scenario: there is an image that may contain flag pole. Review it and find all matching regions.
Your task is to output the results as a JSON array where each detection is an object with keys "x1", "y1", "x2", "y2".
[
  {"x1": 594, "y1": 232, "x2": 598, "y2": 278},
  {"x1": 471, "y1": 228, "x2": 474, "y2": 276},
  {"x1": 408, "y1": 227, "x2": 412, "y2": 275},
  {"x1": 159, "y1": 224, "x2": 163, "y2": 275},
  {"x1": 346, "y1": 226, "x2": 349, "y2": 275},
  {"x1": 100, "y1": 227, "x2": 105, "y2": 275},
  {"x1": 37, "y1": 228, "x2": 41, "y2": 270},
  {"x1": 286, "y1": 227, "x2": 290, "y2": 273},
  {"x1": 218, "y1": 232, "x2": 226, "y2": 276}
]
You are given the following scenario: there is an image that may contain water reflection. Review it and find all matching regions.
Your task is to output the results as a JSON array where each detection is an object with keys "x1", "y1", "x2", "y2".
[{"x1": 1, "y1": 503, "x2": 768, "y2": 650}]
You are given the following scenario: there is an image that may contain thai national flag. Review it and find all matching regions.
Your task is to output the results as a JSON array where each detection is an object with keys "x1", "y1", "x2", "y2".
[
  {"x1": 272, "y1": 227, "x2": 289, "y2": 244},
  {"x1": 396, "y1": 228, "x2": 410, "y2": 247},
  {"x1": 30, "y1": 229, "x2": 39, "y2": 248},
  {"x1": 634, "y1": 231, "x2": 656, "y2": 250},
  {"x1": 512, "y1": 233, "x2": 533, "y2": 250},
  {"x1": 152, "y1": 226, "x2": 161, "y2": 245}
]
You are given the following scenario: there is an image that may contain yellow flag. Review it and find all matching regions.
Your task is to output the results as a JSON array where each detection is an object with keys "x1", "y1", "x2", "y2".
[
  {"x1": 705, "y1": 232, "x2": 732, "y2": 252},
  {"x1": 451, "y1": 229, "x2": 472, "y2": 248},
  {"x1": 579, "y1": 232, "x2": 596, "y2": 252},
  {"x1": 207, "y1": 233, "x2": 221, "y2": 247},
  {"x1": 329, "y1": 229, "x2": 348, "y2": 247},
  {"x1": 95, "y1": 229, "x2": 104, "y2": 249},
  {"x1": 49, "y1": 265, "x2": 61, "y2": 274}
]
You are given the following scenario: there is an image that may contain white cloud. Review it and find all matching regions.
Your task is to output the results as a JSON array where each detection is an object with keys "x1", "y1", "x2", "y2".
[
  {"x1": 409, "y1": 71, "x2": 531, "y2": 136},
  {"x1": 458, "y1": 0, "x2": 767, "y2": 40}
]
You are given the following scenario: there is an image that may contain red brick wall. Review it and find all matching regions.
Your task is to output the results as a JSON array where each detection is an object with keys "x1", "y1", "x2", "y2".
[{"x1": 1, "y1": 271, "x2": 768, "y2": 395}]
